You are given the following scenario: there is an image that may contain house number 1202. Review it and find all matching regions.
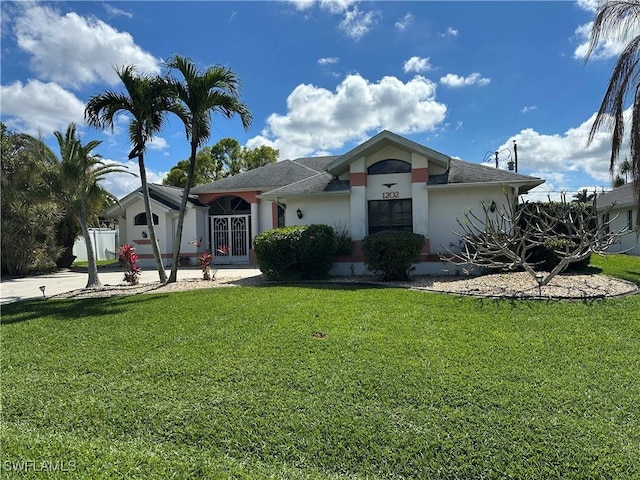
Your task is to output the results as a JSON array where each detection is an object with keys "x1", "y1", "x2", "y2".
[{"x1": 382, "y1": 191, "x2": 400, "y2": 199}]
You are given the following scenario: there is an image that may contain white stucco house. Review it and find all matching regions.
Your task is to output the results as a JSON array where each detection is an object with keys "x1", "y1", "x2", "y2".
[
  {"x1": 105, "y1": 130, "x2": 545, "y2": 275},
  {"x1": 596, "y1": 181, "x2": 639, "y2": 255}
]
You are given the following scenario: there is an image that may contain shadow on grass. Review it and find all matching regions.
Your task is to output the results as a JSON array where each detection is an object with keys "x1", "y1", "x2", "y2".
[{"x1": 0, "y1": 295, "x2": 161, "y2": 325}]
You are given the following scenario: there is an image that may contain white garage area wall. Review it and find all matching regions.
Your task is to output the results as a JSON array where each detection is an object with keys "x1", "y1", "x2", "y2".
[
  {"x1": 427, "y1": 185, "x2": 510, "y2": 256},
  {"x1": 605, "y1": 207, "x2": 640, "y2": 255}
]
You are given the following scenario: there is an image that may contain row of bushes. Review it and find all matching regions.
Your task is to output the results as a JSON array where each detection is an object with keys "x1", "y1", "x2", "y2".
[{"x1": 254, "y1": 225, "x2": 425, "y2": 281}]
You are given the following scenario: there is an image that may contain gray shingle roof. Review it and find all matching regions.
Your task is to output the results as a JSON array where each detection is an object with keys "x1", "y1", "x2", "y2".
[
  {"x1": 445, "y1": 159, "x2": 543, "y2": 187},
  {"x1": 149, "y1": 184, "x2": 206, "y2": 209},
  {"x1": 596, "y1": 181, "x2": 638, "y2": 209},
  {"x1": 191, "y1": 156, "x2": 338, "y2": 194},
  {"x1": 261, "y1": 172, "x2": 350, "y2": 198}
]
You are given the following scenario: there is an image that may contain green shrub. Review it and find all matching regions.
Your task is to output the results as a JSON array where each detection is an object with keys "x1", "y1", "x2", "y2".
[
  {"x1": 362, "y1": 230, "x2": 425, "y2": 281},
  {"x1": 254, "y1": 224, "x2": 336, "y2": 280},
  {"x1": 334, "y1": 224, "x2": 353, "y2": 256},
  {"x1": 528, "y1": 239, "x2": 591, "y2": 272}
]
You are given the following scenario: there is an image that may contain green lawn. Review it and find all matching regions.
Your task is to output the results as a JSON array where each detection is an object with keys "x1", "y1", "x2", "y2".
[
  {"x1": 1, "y1": 255, "x2": 639, "y2": 479},
  {"x1": 71, "y1": 259, "x2": 119, "y2": 269}
]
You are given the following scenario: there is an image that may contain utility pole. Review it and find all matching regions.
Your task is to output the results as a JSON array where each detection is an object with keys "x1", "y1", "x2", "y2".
[
  {"x1": 494, "y1": 151, "x2": 499, "y2": 168},
  {"x1": 513, "y1": 140, "x2": 518, "y2": 173}
]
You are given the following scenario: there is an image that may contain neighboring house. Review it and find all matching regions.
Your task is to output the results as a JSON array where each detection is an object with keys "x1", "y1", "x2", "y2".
[
  {"x1": 103, "y1": 184, "x2": 208, "y2": 265},
  {"x1": 596, "y1": 181, "x2": 639, "y2": 255},
  {"x1": 106, "y1": 130, "x2": 545, "y2": 274}
]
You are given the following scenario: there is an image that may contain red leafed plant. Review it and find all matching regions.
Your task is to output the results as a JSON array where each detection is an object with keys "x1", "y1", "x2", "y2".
[
  {"x1": 197, "y1": 252, "x2": 213, "y2": 271},
  {"x1": 118, "y1": 244, "x2": 141, "y2": 285}
]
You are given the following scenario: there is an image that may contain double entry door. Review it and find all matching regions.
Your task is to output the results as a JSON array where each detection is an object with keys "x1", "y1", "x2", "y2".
[{"x1": 210, "y1": 215, "x2": 250, "y2": 264}]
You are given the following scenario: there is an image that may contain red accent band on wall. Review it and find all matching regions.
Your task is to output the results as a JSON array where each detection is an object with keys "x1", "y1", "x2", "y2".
[
  {"x1": 133, "y1": 239, "x2": 151, "y2": 245},
  {"x1": 412, "y1": 168, "x2": 429, "y2": 183},
  {"x1": 350, "y1": 172, "x2": 367, "y2": 187}
]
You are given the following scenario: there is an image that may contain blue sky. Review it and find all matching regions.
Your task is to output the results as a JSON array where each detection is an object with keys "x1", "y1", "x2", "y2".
[{"x1": 1, "y1": 1, "x2": 636, "y2": 200}]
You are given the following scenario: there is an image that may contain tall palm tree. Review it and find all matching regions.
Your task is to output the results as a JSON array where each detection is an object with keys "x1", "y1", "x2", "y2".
[
  {"x1": 165, "y1": 55, "x2": 252, "y2": 283},
  {"x1": 586, "y1": 0, "x2": 640, "y2": 215},
  {"x1": 620, "y1": 156, "x2": 632, "y2": 183},
  {"x1": 85, "y1": 65, "x2": 186, "y2": 282},
  {"x1": 47, "y1": 124, "x2": 131, "y2": 288}
]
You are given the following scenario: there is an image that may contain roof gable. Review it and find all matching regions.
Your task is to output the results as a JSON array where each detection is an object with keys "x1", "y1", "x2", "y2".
[{"x1": 326, "y1": 130, "x2": 450, "y2": 175}]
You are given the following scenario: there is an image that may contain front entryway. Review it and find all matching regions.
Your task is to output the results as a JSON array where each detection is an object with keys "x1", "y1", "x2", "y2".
[{"x1": 210, "y1": 215, "x2": 250, "y2": 264}]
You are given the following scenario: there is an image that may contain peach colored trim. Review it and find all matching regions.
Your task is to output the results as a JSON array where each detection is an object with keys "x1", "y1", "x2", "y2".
[
  {"x1": 419, "y1": 238, "x2": 431, "y2": 259},
  {"x1": 198, "y1": 191, "x2": 258, "y2": 205},
  {"x1": 350, "y1": 172, "x2": 367, "y2": 187},
  {"x1": 412, "y1": 167, "x2": 429, "y2": 183},
  {"x1": 133, "y1": 239, "x2": 151, "y2": 245}
]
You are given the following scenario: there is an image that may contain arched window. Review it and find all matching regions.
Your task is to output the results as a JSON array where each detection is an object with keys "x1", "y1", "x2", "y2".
[
  {"x1": 208, "y1": 196, "x2": 251, "y2": 215},
  {"x1": 367, "y1": 159, "x2": 411, "y2": 175},
  {"x1": 134, "y1": 212, "x2": 159, "y2": 225}
]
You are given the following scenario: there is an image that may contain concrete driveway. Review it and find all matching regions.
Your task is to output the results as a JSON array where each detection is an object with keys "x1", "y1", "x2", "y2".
[{"x1": 0, "y1": 266, "x2": 262, "y2": 304}]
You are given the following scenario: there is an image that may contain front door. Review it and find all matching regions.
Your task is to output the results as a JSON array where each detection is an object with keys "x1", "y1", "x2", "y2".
[{"x1": 210, "y1": 215, "x2": 250, "y2": 264}]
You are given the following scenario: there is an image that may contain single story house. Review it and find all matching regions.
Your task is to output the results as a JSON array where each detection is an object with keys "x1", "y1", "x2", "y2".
[
  {"x1": 596, "y1": 181, "x2": 639, "y2": 255},
  {"x1": 105, "y1": 130, "x2": 545, "y2": 275}
]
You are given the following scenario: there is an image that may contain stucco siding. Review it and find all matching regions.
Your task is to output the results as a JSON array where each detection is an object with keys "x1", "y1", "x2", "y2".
[
  {"x1": 427, "y1": 186, "x2": 510, "y2": 255},
  {"x1": 605, "y1": 206, "x2": 640, "y2": 254},
  {"x1": 284, "y1": 196, "x2": 351, "y2": 233}
]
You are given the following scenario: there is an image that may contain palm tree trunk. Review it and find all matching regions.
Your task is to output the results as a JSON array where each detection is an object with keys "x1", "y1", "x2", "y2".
[
  {"x1": 168, "y1": 141, "x2": 199, "y2": 283},
  {"x1": 138, "y1": 153, "x2": 167, "y2": 283},
  {"x1": 78, "y1": 212, "x2": 102, "y2": 288}
]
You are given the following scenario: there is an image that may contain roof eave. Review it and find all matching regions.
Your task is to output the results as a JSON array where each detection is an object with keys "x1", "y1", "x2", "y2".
[
  {"x1": 259, "y1": 190, "x2": 350, "y2": 200},
  {"x1": 426, "y1": 179, "x2": 545, "y2": 193}
]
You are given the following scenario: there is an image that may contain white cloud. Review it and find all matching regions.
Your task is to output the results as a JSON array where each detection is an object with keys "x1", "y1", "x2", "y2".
[
  {"x1": 14, "y1": 5, "x2": 160, "y2": 89},
  {"x1": 395, "y1": 13, "x2": 413, "y2": 31},
  {"x1": 103, "y1": 4, "x2": 133, "y2": 19},
  {"x1": 320, "y1": 0, "x2": 359, "y2": 14},
  {"x1": 100, "y1": 160, "x2": 168, "y2": 199},
  {"x1": 288, "y1": 0, "x2": 316, "y2": 11},
  {"x1": 403, "y1": 56, "x2": 434, "y2": 73},
  {"x1": 147, "y1": 136, "x2": 169, "y2": 151},
  {"x1": 573, "y1": 20, "x2": 637, "y2": 60},
  {"x1": 439, "y1": 72, "x2": 491, "y2": 88},
  {"x1": 440, "y1": 26, "x2": 458, "y2": 37},
  {"x1": 289, "y1": 1, "x2": 378, "y2": 40},
  {"x1": 246, "y1": 74, "x2": 447, "y2": 160},
  {"x1": 576, "y1": 0, "x2": 602, "y2": 13},
  {"x1": 521, "y1": 105, "x2": 537, "y2": 113},
  {"x1": 339, "y1": 7, "x2": 378, "y2": 40},
  {"x1": 496, "y1": 109, "x2": 632, "y2": 189},
  {"x1": 318, "y1": 57, "x2": 340, "y2": 65},
  {"x1": 0, "y1": 80, "x2": 85, "y2": 135}
]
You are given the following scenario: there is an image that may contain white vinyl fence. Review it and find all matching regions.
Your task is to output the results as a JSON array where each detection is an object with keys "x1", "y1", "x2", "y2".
[{"x1": 72, "y1": 229, "x2": 119, "y2": 262}]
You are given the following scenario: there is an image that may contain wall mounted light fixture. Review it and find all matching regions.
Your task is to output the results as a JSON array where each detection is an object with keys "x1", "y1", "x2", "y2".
[
  {"x1": 489, "y1": 201, "x2": 497, "y2": 213},
  {"x1": 141, "y1": 231, "x2": 148, "y2": 238},
  {"x1": 296, "y1": 208, "x2": 303, "y2": 219}
]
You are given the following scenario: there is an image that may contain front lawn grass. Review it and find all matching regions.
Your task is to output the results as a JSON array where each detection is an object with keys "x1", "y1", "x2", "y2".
[{"x1": 1, "y1": 256, "x2": 639, "y2": 479}]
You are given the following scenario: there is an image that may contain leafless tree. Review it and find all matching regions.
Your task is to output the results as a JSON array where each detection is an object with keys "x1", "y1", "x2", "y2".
[{"x1": 442, "y1": 196, "x2": 629, "y2": 286}]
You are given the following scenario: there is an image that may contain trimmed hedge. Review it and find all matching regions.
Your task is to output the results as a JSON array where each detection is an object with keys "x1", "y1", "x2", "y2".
[
  {"x1": 254, "y1": 224, "x2": 336, "y2": 280},
  {"x1": 362, "y1": 230, "x2": 425, "y2": 281}
]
